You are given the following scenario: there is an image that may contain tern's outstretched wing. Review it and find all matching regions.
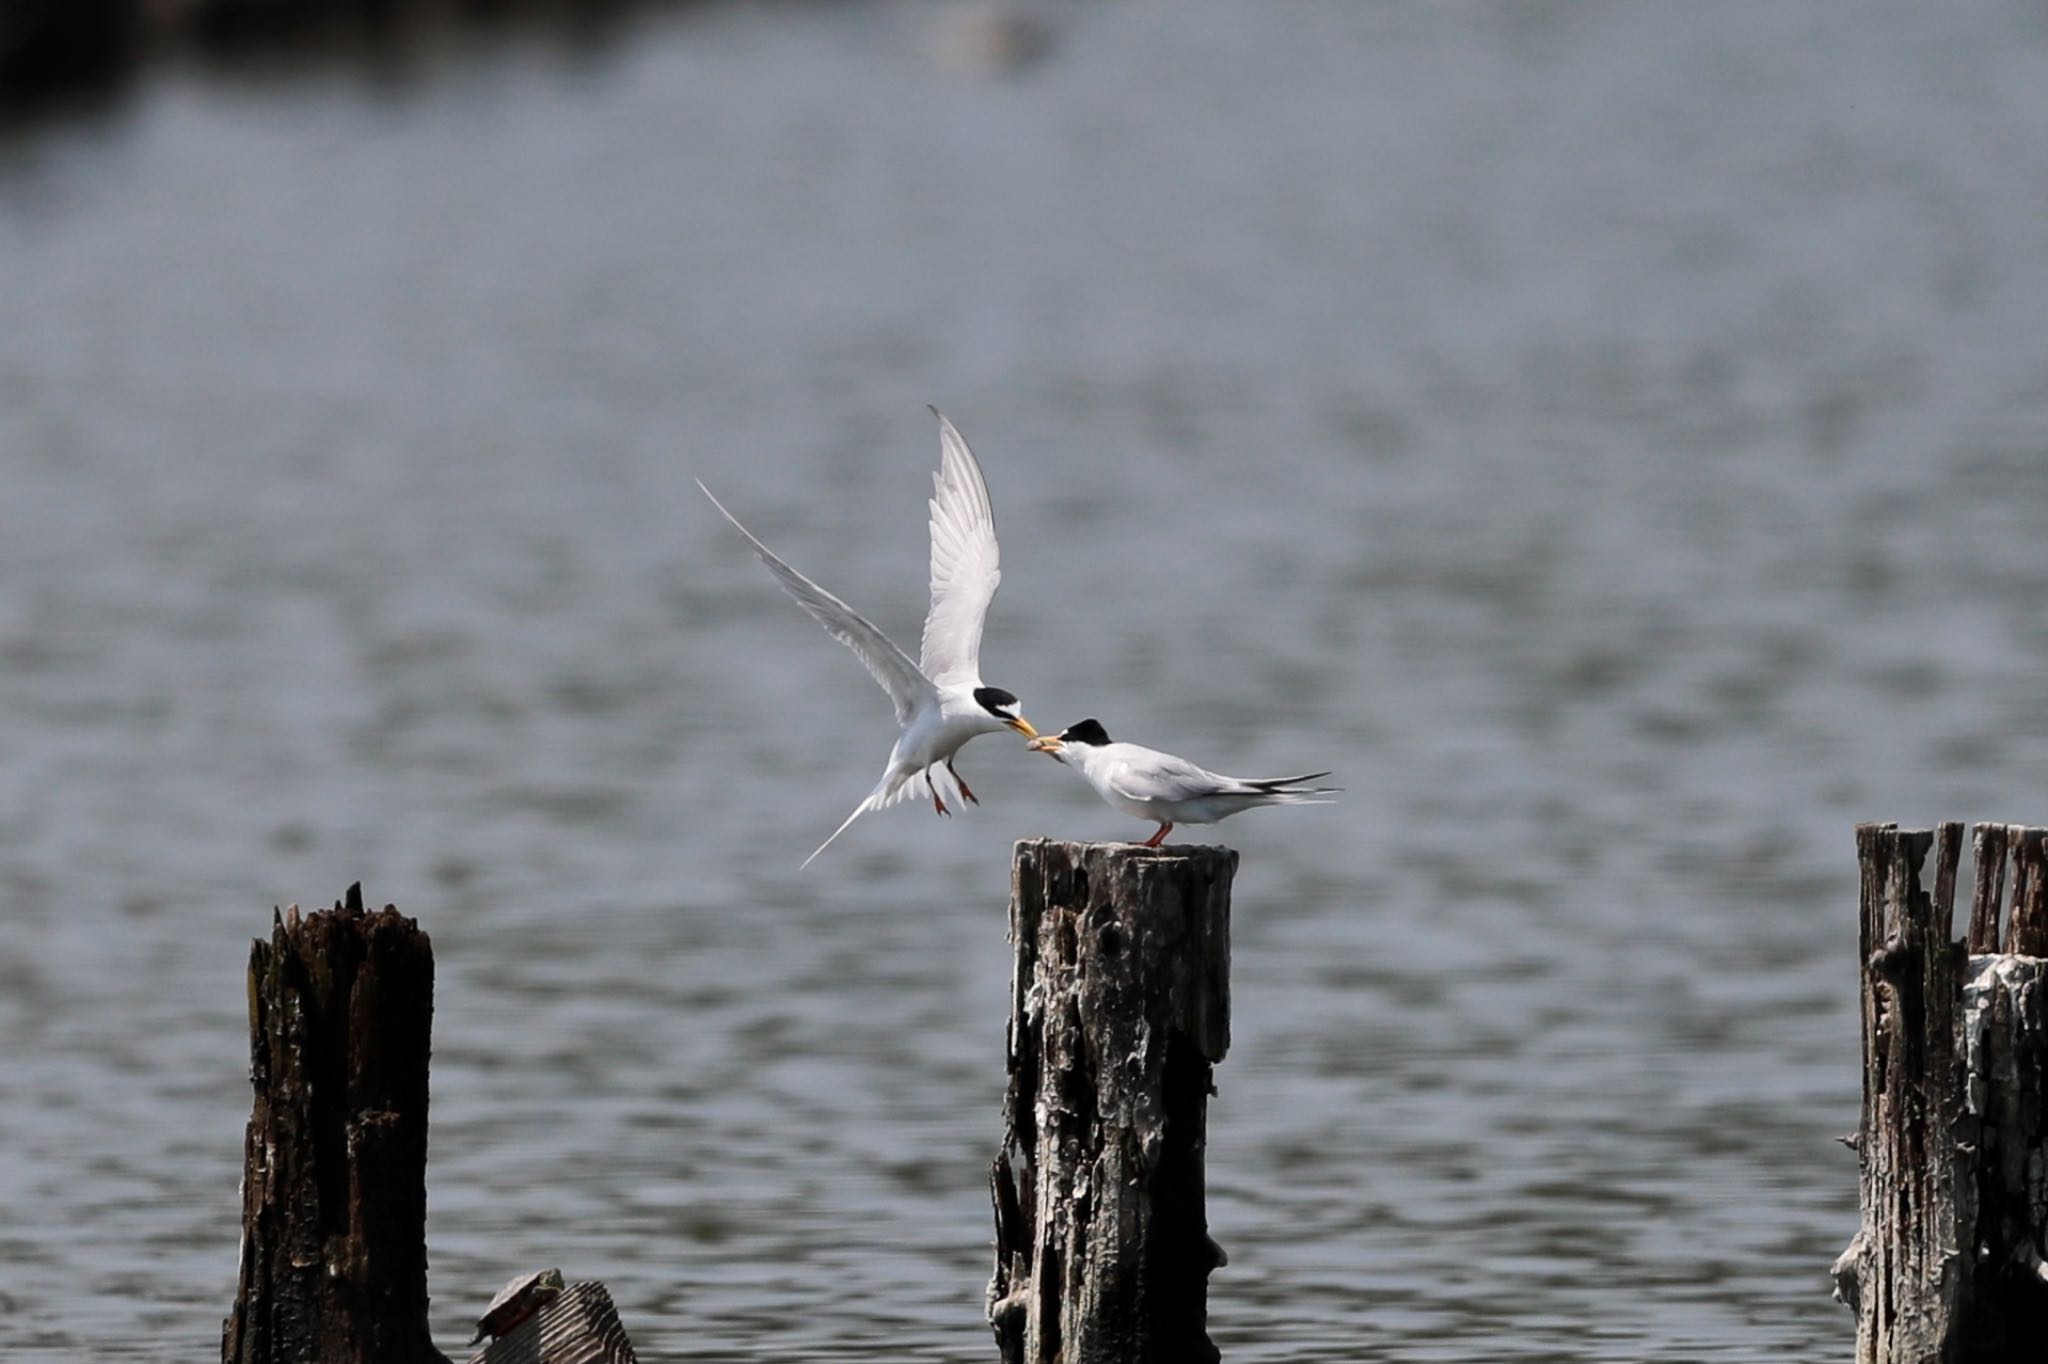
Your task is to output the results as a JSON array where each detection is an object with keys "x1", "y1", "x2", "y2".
[
  {"x1": 699, "y1": 481, "x2": 934, "y2": 726},
  {"x1": 919, "y1": 408, "x2": 1003, "y2": 689}
]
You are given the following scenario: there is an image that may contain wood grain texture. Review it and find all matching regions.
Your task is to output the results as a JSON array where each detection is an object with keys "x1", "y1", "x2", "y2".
[
  {"x1": 1836, "y1": 825, "x2": 1965, "y2": 1362},
  {"x1": 1836, "y1": 824, "x2": 2048, "y2": 1364},
  {"x1": 222, "y1": 886, "x2": 448, "y2": 1364},
  {"x1": 2005, "y1": 828, "x2": 2048, "y2": 957},
  {"x1": 989, "y1": 839, "x2": 1236, "y2": 1364},
  {"x1": 1967, "y1": 823, "x2": 2009, "y2": 955}
]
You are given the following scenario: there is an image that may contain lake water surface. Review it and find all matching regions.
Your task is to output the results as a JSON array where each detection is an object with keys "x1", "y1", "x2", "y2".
[{"x1": 2, "y1": 1, "x2": 2046, "y2": 1358}]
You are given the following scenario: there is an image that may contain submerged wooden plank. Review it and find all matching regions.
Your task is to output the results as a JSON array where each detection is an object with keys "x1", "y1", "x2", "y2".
[{"x1": 465, "y1": 1281, "x2": 638, "y2": 1364}]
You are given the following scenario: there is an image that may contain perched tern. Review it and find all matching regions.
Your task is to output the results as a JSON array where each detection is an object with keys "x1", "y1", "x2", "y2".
[
  {"x1": 700, "y1": 409, "x2": 1037, "y2": 866},
  {"x1": 1027, "y1": 719, "x2": 1337, "y2": 846}
]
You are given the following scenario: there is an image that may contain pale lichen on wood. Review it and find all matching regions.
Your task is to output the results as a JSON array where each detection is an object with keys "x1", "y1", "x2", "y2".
[{"x1": 1958, "y1": 952, "x2": 2048, "y2": 1359}]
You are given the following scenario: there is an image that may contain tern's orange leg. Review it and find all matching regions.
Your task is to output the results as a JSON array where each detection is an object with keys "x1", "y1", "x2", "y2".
[
  {"x1": 1142, "y1": 823, "x2": 1173, "y2": 848},
  {"x1": 947, "y1": 761, "x2": 979, "y2": 805},
  {"x1": 928, "y1": 771, "x2": 950, "y2": 817}
]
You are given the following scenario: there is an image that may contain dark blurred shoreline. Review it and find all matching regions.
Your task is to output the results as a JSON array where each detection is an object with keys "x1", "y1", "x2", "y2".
[{"x1": 0, "y1": 0, "x2": 658, "y2": 115}]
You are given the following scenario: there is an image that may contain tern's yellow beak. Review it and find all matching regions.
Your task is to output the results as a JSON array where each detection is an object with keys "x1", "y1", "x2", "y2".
[
  {"x1": 1026, "y1": 735, "x2": 1062, "y2": 754},
  {"x1": 1006, "y1": 717, "x2": 1039, "y2": 740}
]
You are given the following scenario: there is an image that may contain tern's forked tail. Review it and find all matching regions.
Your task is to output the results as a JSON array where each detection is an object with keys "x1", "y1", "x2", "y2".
[
  {"x1": 802, "y1": 794, "x2": 878, "y2": 869},
  {"x1": 801, "y1": 768, "x2": 925, "y2": 868},
  {"x1": 1244, "y1": 770, "x2": 1341, "y2": 803}
]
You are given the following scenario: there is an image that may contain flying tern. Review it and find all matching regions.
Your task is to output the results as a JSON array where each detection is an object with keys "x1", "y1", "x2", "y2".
[
  {"x1": 1027, "y1": 719, "x2": 1337, "y2": 846},
  {"x1": 700, "y1": 409, "x2": 1037, "y2": 866}
]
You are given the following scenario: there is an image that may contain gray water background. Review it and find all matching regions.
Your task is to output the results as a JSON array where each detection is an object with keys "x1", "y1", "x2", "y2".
[{"x1": 3, "y1": 1, "x2": 2047, "y2": 1358}]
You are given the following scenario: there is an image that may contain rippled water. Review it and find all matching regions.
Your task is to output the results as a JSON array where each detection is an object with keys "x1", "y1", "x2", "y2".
[{"x1": 3, "y1": 1, "x2": 2046, "y2": 1358}]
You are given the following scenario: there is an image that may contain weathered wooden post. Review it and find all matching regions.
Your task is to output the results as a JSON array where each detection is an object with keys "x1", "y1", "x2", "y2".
[
  {"x1": 1834, "y1": 823, "x2": 2048, "y2": 1364},
  {"x1": 987, "y1": 839, "x2": 1236, "y2": 1364},
  {"x1": 222, "y1": 887, "x2": 643, "y2": 1364},
  {"x1": 223, "y1": 885, "x2": 448, "y2": 1364}
]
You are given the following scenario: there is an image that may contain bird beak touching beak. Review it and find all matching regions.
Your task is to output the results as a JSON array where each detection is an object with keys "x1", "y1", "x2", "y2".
[
  {"x1": 1007, "y1": 717, "x2": 1039, "y2": 739},
  {"x1": 1026, "y1": 735, "x2": 1062, "y2": 753}
]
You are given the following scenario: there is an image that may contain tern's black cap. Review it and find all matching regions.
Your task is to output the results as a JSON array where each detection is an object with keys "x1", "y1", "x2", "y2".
[
  {"x1": 974, "y1": 686, "x2": 1020, "y2": 716},
  {"x1": 1060, "y1": 719, "x2": 1111, "y2": 746}
]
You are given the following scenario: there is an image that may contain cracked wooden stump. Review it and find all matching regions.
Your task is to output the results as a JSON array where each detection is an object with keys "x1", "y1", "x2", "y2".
[
  {"x1": 1834, "y1": 823, "x2": 2048, "y2": 1364},
  {"x1": 223, "y1": 885, "x2": 449, "y2": 1364},
  {"x1": 988, "y1": 839, "x2": 1235, "y2": 1364}
]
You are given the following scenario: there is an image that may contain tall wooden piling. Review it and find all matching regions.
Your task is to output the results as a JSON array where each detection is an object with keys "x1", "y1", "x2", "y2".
[
  {"x1": 1835, "y1": 823, "x2": 2048, "y2": 1364},
  {"x1": 223, "y1": 886, "x2": 449, "y2": 1364},
  {"x1": 987, "y1": 839, "x2": 1236, "y2": 1364}
]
